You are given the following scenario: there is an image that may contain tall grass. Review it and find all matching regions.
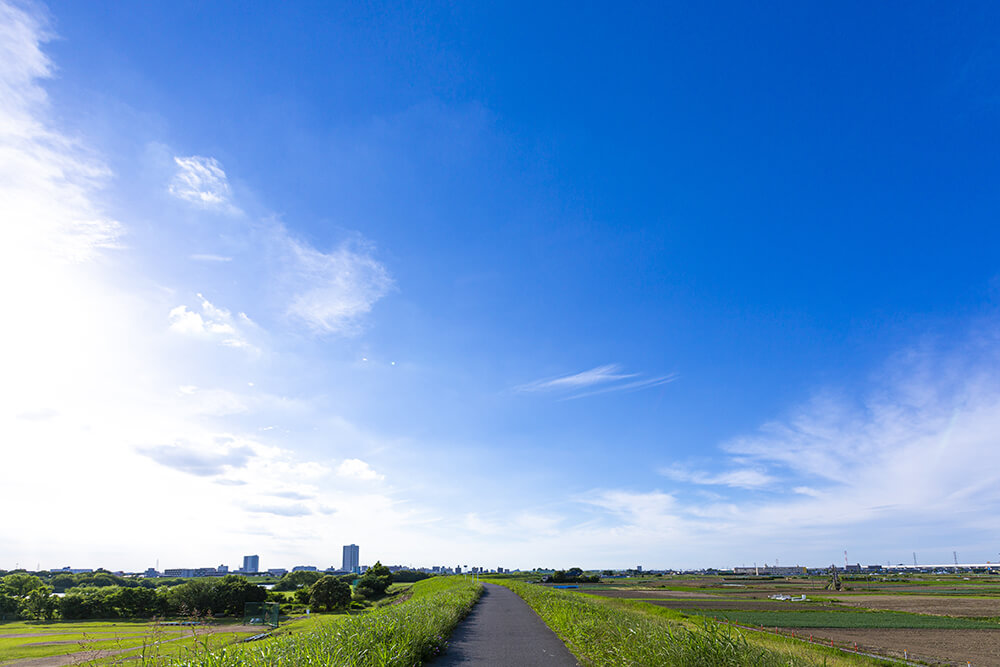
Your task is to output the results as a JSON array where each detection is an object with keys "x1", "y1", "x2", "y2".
[
  {"x1": 136, "y1": 577, "x2": 481, "y2": 667},
  {"x1": 495, "y1": 580, "x2": 844, "y2": 666}
]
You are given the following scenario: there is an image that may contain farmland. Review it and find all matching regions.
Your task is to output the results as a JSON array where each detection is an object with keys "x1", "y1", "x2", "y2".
[
  {"x1": 538, "y1": 572, "x2": 1000, "y2": 665},
  {"x1": 491, "y1": 578, "x2": 887, "y2": 666}
]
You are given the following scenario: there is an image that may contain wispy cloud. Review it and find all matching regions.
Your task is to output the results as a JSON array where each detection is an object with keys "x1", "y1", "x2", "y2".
[
  {"x1": 660, "y1": 464, "x2": 774, "y2": 489},
  {"x1": 336, "y1": 458, "x2": 384, "y2": 481},
  {"x1": 0, "y1": 1, "x2": 121, "y2": 264},
  {"x1": 190, "y1": 253, "x2": 232, "y2": 262},
  {"x1": 244, "y1": 503, "x2": 313, "y2": 517},
  {"x1": 516, "y1": 364, "x2": 676, "y2": 399},
  {"x1": 280, "y1": 233, "x2": 394, "y2": 336},
  {"x1": 563, "y1": 336, "x2": 1000, "y2": 564},
  {"x1": 176, "y1": 386, "x2": 249, "y2": 417},
  {"x1": 169, "y1": 155, "x2": 239, "y2": 212}
]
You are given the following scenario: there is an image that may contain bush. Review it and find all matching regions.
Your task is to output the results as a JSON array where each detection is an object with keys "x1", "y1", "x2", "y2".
[
  {"x1": 309, "y1": 576, "x2": 351, "y2": 612},
  {"x1": 355, "y1": 562, "x2": 392, "y2": 600}
]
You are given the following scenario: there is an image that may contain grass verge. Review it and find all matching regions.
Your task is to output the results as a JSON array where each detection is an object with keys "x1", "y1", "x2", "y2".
[
  {"x1": 147, "y1": 576, "x2": 481, "y2": 667},
  {"x1": 492, "y1": 580, "x2": 891, "y2": 666}
]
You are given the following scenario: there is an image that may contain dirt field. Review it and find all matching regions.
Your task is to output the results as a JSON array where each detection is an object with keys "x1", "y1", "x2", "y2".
[
  {"x1": 828, "y1": 595, "x2": 1000, "y2": 618},
  {"x1": 585, "y1": 589, "x2": 724, "y2": 599},
  {"x1": 644, "y1": 599, "x2": 831, "y2": 612},
  {"x1": 790, "y1": 627, "x2": 1000, "y2": 666}
]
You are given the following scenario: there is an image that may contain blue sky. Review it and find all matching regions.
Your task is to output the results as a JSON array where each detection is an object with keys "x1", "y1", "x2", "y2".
[{"x1": 4, "y1": 0, "x2": 1000, "y2": 571}]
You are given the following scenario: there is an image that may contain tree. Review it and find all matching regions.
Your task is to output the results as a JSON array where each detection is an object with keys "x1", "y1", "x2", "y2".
[
  {"x1": 293, "y1": 587, "x2": 311, "y2": 606},
  {"x1": 308, "y1": 576, "x2": 351, "y2": 611},
  {"x1": 0, "y1": 592, "x2": 19, "y2": 621},
  {"x1": 214, "y1": 575, "x2": 267, "y2": 616},
  {"x1": 272, "y1": 570, "x2": 324, "y2": 591},
  {"x1": 1, "y1": 573, "x2": 45, "y2": 597},
  {"x1": 50, "y1": 574, "x2": 76, "y2": 592},
  {"x1": 354, "y1": 562, "x2": 392, "y2": 599},
  {"x1": 22, "y1": 587, "x2": 57, "y2": 620}
]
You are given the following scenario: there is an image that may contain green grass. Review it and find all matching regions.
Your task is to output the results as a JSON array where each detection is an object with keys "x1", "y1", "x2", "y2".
[
  {"x1": 143, "y1": 576, "x2": 482, "y2": 667},
  {"x1": 0, "y1": 619, "x2": 260, "y2": 665},
  {"x1": 687, "y1": 609, "x2": 1000, "y2": 629},
  {"x1": 492, "y1": 580, "x2": 888, "y2": 666}
]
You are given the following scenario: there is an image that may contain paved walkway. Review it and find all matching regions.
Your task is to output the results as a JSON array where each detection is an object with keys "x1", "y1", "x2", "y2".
[{"x1": 432, "y1": 583, "x2": 580, "y2": 666}]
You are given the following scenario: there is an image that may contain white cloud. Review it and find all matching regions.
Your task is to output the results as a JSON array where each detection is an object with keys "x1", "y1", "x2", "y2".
[
  {"x1": 168, "y1": 293, "x2": 258, "y2": 352},
  {"x1": 516, "y1": 364, "x2": 676, "y2": 399},
  {"x1": 336, "y1": 458, "x2": 385, "y2": 481},
  {"x1": 280, "y1": 233, "x2": 393, "y2": 336},
  {"x1": 168, "y1": 155, "x2": 238, "y2": 212},
  {"x1": 0, "y1": 2, "x2": 435, "y2": 573},
  {"x1": 137, "y1": 440, "x2": 254, "y2": 477},
  {"x1": 0, "y1": 1, "x2": 121, "y2": 265}
]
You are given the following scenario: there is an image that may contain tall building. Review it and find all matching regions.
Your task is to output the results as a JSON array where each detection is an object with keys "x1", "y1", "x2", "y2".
[
  {"x1": 243, "y1": 555, "x2": 259, "y2": 573},
  {"x1": 342, "y1": 544, "x2": 359, "y2": 573}
]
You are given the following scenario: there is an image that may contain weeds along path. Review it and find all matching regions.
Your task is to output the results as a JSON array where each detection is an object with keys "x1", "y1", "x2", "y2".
[
  {"x1": 152, "y1": 576, "x2": 481, "y2": 667},
  {"x1": 494, "y1": 580, "x2": 888, "y2": 666},
  {"x1": 431, "y1": 583, "x2": 579, "y2": 666}
]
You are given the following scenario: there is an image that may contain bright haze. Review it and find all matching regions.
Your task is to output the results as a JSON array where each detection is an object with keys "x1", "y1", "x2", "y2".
[{"x1": 3, "y1": 1, "x2": 1000, "y2": 572}]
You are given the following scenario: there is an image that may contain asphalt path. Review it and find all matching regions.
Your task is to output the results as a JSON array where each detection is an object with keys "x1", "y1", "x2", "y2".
[{"x1": 432, "y1": 583, "x2": 580, "y2": 666}]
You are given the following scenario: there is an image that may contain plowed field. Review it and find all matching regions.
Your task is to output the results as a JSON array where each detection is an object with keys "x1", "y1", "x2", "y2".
[
  {"x1": 790, "y1": 627, "x2": 1000, "y2": 666},
  {"x1": 828, "y1": 595, "x2": 1000, "y2": 618}
]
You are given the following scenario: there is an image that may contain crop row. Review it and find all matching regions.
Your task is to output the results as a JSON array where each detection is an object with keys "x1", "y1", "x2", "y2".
[{"x1": 687, "y1": 609, "x2": 1000, "y2": 629}]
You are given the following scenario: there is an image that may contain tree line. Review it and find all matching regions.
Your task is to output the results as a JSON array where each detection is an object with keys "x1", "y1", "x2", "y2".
[
  {"x1": 0, "y1": 573, "x2": 266, "y2": 620},
  {"x1": 0, "y1": 562, "x2": 409, "y2": 620}
]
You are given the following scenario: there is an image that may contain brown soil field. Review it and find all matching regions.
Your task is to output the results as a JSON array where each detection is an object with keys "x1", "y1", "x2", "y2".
[
  {"x1": 828, "y1": 594, "x2": 1000, "y2": 618},
  {"x1": 585, "y1": 589, "x2": 723, "y2": 599},
  {"x1": 791, "y1": 627, "x2": 1000, "y2": 666},
  {"x1": 644, "y1": 599, "x2": 831, "y2": 612}
]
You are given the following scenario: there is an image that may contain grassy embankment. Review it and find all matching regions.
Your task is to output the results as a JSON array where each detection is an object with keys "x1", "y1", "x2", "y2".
[
  {"x1": 158, "y1": 575, "x2": 481, "y2": 667},
  {"x1": 493, "y1": 580, "x2": 893, "y2": 666}
]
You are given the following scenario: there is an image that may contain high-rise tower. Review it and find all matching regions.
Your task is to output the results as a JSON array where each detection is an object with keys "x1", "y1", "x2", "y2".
[
  {"x1": 342, "y1": 544, "x2": 359, "y2": 573},
  {"x1": 242, "y1": 554, "x2": 259, "y2": 573}
]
